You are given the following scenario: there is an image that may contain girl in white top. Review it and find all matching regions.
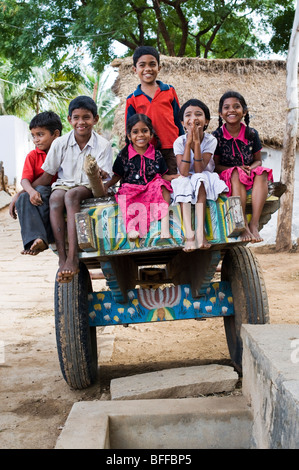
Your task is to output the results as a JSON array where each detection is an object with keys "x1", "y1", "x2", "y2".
[{"x1": 172, "y1": 99, "x2": 228, "y2": 251}]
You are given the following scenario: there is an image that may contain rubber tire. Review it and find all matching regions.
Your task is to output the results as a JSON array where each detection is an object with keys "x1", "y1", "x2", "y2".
[
  {"x1": 55, "y1": 262, "x2": 98, "y2": 389},
  {"x1": 221, "y1": 246, "x2": 269, "y2": 372}
]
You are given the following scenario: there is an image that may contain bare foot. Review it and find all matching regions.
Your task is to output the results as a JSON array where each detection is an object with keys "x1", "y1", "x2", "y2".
[
  {"x1": 197, "y1": 237, "x2": 211, "y2": 250},
  {"x1": 127, "y1": 230, "x2": 139, "y2": 241},
  {"x1": 240, "y1": 227, "x2": 253, "y2": 242},
  {"x1": 57, "y1": 260, "x2": 80, "y2": 283},
  {"x1": 160, "y1": 217, "x2": 171, "y2": 239},
  {"x1": 21, "y1": 239, "x2": 48, "y2": 255},
  {"x1": 249, "y1": 223, "x2": 263, "y2": 243},
  {"x1": 183, "y1": 236, "x2": 197, "y2": 252},
  {"x1": 160, "y1": 230, "x2": 171, "y2": 239}
]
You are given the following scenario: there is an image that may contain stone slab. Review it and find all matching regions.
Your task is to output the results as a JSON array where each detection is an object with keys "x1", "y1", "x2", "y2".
[
  {"x1": 0, "y1": 190, "x2": 12, "y2": 209},
  {"x1": 110, "y1": 364, "x2": 238, "y2": 400},
  {"x1": 55, "y1": 396, "x2": 253, "y2": 449},
  {"x1": 242, "y1": 324, "x2": 299, "y2": 449}
]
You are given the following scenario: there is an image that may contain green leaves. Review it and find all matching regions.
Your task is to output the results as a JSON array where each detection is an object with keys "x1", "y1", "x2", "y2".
[{"x1": 0, "y1": 0, "x2": 295, "y2": 74}]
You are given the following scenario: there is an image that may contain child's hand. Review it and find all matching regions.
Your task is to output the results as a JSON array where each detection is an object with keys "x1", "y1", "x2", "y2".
[
  {"x1": 9, "y1": 193, "x2": 19, "y2": 219},
  {"x1": 241, "y1": 165, "x2": 251, "y2": 176},
  {"x1": 98, "y1": 167, "x2": 109, "y2": 180},
  {"x1": 29, "y1": 189, "x2": 43, "y2": 206},
  {"x1": 185, "y1": 123, "x2": 194, "y2": 144},
  {"x1": 192, "y1": 123, "x2": 202, "y2": 143}
]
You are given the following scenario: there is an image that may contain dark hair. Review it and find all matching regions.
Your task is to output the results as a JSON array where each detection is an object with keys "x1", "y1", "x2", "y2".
[
  {"x1": 29, "y1": 111, "x2": 62, "y2": 135},
  {"x1": 133, "y1": 46, "x2": 160, "y2": 66},
  {"x1": 68, "y1": 95, "x2": 98, "y2": 118},
  {"x1": 126, "y1": 113, "x2": 161, "y2": 149},
  {"x1": 179, "y1": 99, "x2": 211, "y2": 131},
  {"x1": 217, "y1": 91, "x2": 250, "y2": 129}
]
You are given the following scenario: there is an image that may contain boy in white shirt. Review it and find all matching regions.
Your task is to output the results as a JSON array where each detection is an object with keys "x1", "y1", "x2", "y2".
[{"x1": 34, "y1": 96, "x2": 113, "y2": 283}]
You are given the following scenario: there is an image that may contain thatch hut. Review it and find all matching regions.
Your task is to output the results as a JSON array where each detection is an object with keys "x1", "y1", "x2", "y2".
[
  {"x1": 111, "y1": 56, "x2": 298, "y2": 149},
  {"x1": 111, "y1": 56, "x2": 299, "y2": 244}
]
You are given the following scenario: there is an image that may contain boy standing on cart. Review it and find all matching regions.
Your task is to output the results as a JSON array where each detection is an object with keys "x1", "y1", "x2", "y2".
[{"x1": 125, "y1": 46, "x2": 184, "y2": 176}]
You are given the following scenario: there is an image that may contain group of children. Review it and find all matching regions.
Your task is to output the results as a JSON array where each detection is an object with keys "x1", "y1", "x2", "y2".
[{"x1": 10, "y1": 45, "x2": 273, "y2": 283}]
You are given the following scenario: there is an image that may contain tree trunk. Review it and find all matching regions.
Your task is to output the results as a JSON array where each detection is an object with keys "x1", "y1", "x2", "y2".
[
  {"x1": 152, "y1": 0, "x2": 175, "y2": 56},
  {"x1": 276, "y1": 1, "x2": 299, "y2": 251},
  {"x1": 92, "y1": 75, "x2": 99, "y2": 102}
]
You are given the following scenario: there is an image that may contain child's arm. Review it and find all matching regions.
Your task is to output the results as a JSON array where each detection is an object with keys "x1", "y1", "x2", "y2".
[
  {"x1": 163, "y1": 173, "x2": 180, "y2": 181},
  {"x1": 214, "y1": 155, "x2": 230, "y2": 174},
  {"x1": 9, "y1": 191, "x2": 24, "y2": 219},
  {"x1": 250, "y1": 151, "x2": 262, "y2": 170},
  {"x1": 104, "y1": 174, "x2": 121, "y2": 193},
  {"x1": 31, "y1": 171, "x2": 53, "y2": 188},
  {"x1": 192, "y1": 124, "x2": 211, "y2": 173},
  {"x1": 21, "y1": 178, "x2": 45, "y2": 206},
  {"x1": 177, "y1": 124, "x2": 193, "y2": 176},
  {"x1": 239, "y1": 151, "x2": 262, "y2": 177},
  {"x1": 171, "y1": 88, "x2": 184, "y2": 136}
]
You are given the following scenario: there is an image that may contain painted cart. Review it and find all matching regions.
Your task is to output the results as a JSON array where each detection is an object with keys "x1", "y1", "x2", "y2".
[{"x1": 54, "y1": 182, "x2": 285, "y2": 389}]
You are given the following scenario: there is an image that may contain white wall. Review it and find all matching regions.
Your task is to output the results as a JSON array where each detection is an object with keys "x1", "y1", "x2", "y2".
[
  {"x1": 0, "y1": 116, "x2": 33, "y2": 190},
  {"x1": 260, "y1": 146, "x2": 299, "y2": 245}
]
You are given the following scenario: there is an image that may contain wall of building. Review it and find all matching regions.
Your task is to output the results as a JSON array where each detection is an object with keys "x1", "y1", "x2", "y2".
[
  {"x1": 260, "y1": 146, "x2": 299, "y2": 245},
  {"x1": 0, "y1": 116, "x2": 33, "y2": 190}
]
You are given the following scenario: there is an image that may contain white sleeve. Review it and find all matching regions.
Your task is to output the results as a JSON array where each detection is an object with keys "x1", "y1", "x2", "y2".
[
  {"x1": 201, "y1": 134, "x2": 217, "y2": 155},
  {"x1": 96, "y1": 140, "x2": 113, "y2": 177},
  {"x1": 41, "y1": 138, "x2": 63, "y2": 175},
  {"x1": 202, "y1": 134, "x2": 217, "y2": 172},
  {"x1": 173, "y1": 136, "x2": 185, "y2": 156}
]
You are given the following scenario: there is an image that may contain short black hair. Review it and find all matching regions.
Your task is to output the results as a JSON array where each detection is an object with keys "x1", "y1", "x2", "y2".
[
  {"x1": 133, "y1": 46, "x2": 160, "y2": 66},
  {"x1": 179, "y1": 99, "x2": 211, "y2": 122},
  {"x1": 29, "y1": 111, "x2": 62, "y2": 135},
  {"x1": 68, "y1": 95, "x2": 98, "y2": 118}
]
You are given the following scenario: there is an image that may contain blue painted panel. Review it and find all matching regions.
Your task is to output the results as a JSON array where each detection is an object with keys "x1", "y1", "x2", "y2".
[{"x1": 88, "y1": 281, "x2": 234, "y2": 326}]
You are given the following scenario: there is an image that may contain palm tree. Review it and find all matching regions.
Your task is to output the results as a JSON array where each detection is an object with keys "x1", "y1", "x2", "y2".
[
  {"x1": 0, "y1": 59, "x2": 119, "y2": 148},
  {"x1": 0, "y1": 59, "x2": 92, "y2": 128}
]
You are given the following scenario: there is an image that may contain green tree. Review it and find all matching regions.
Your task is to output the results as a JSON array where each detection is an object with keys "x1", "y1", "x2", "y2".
[
  {"x1": 0, "y1": 59, "x2": 92, "y2": 129},
  {"x1": 0, "y1": 0, "x2": 295, "y2": 75},
  {"x1": 267, "y1": 2, "x2": 295, "y2": 55}
]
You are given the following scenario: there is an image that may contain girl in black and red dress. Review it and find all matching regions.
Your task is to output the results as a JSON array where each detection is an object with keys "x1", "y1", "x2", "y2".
[
  {"x1": 105, "y1": 114, "x2": 174, "y2": 241},
  {"x1": 213, "y1": 91, "x2": 273, "y2": 243}
]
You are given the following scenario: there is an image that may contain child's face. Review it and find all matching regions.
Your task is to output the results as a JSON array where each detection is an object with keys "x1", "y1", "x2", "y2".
[
  {"x1": 127, "y1": 121, "x2": 153, "y2": 153},
  {"x1": 31, "y1": 127, "x2": 60, "y2": 153},
  {"x1": 220, "y1": 97, "x2": 246, "y2": 125},
  {"x1": 68, "y1": 107, "x2": 99, "y2": 138},
  {"x1": 182, "y1": 105, "x2": 209, "y2": 132},
  {"x1": 133, "y1": 54, "x2": 161, "y2": 86}
]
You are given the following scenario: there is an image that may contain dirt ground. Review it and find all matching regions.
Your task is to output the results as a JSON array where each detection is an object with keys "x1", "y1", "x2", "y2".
[{"x1": 0, "y1": 205, "x2": 299, "y2": 449}]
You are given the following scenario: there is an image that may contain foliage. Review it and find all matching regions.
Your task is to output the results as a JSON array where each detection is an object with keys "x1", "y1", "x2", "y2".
[
  {"x1": 268, "y1": 6, "x2": 295, "y2": 54},
  {"x1": 0, "y1": 59, "x2": 118, "y2": 136},
  {"x1": 0, "y1": 0, "x2": 295, "y2": 144},
  {"x1": 0, "y1": 0, "x2": 295, "y2": 77}
]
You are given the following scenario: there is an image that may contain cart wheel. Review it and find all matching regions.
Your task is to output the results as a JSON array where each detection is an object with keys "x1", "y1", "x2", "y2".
[
  {"x1": 221, "y1": 246, "x2": 269, "y2": 372},
  {"x1": 54, "y1": 262, "x2": 98, "y2": 389}
]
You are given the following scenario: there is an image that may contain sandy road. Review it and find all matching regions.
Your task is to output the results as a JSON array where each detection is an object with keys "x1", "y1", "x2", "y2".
[{"x1": 0, "y1": 206, "x2": 298, "y2": 449}]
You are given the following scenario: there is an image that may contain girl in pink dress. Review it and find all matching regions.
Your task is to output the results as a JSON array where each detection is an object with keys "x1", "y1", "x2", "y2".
[
  {"x1": 105, "y1": 114, "x2": 174, "y2": 240},
  {"x1": 213, "y1": 91, "x2": 273, "y2": 243}
]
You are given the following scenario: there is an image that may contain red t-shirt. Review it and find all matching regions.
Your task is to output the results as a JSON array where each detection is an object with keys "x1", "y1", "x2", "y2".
[
  {"x1": 125, "y1": 81, "x2": 184, "y2": 149},
  {"x1": 21, "y1": 147, "x2": 57, "y2": 184}
]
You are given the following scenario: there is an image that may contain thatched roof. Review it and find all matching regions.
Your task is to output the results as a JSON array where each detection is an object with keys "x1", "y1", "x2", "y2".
[{"x1": 111, "y1": 56, "x2": 299, "y2": 149}]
